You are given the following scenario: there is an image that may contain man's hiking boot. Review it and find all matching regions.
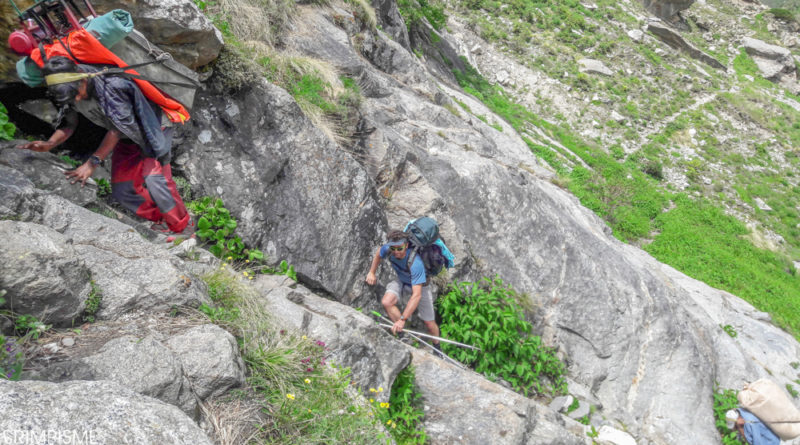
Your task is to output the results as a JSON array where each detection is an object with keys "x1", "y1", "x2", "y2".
[
  {"x1": 150, "y1": 221, "x2": 170, "y2": 233},
  {"x1": 432, "y1": 342, "x2": 443, "y2": 358}
]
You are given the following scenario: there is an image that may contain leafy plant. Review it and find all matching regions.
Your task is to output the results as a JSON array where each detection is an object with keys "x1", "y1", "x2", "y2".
[
  {"x1": 437, "y1": 277, "x2": 567, "y2": 396},
  {"x1": 397, "y1": 0, "x2": 447, "y2": 31},
  {"x1": 83, "y1": 280, "x2": 102, "y2": 323},
  {"x1": 371, "y1": 366, "x2": 427, "y2": 444},
  {"x1": 713, "y1": 384, "x2": 744, "y2": 445},
  {"x1": 14, "y1": 314, "x2": 49, "y2": 340},
  {"x1": 95, "y1": 178, "x2": 111, "y2": 198},
  {"x1": 187, "y1": 197, "x2": 263, "y2": 261},
  {"x1": 59, "y1": 154, "x2": 81, "y2": 168},
  {"x1": 0, "y1": 102, "x2": 16, "y2": 141},
  {"x1": 721, "y1": 324, "x2": 738, "y2": 338},
  {"x1": 199, "y1": 302, "x2": 240, "y2": 323},
  {"x1": 787, "y1": 383, "x2": 799, "y2": 398}
]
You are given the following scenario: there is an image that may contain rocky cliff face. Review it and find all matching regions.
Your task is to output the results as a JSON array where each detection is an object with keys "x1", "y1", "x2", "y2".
[{"x1": 2, "y1": 0, "x2": 800, "y2": 444}]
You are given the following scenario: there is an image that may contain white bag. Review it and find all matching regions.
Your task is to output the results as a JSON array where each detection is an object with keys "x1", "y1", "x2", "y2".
[{"x1": 738, "y1": 378, "x2": 800, "y2": 440}]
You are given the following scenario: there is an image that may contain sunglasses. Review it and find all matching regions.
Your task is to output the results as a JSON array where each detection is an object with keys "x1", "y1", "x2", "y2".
[{"x1": 389, "y1": 245, "x2": 406, "y2": 252}]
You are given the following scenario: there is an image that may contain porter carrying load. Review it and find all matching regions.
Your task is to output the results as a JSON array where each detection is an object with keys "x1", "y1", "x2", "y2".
[{"x1": 7, "y1": 0, "x2": 200, "y2": 122}]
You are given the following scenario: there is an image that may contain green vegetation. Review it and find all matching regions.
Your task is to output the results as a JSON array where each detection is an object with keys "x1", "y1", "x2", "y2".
[
  {"x1": 199, "y1": 268, "x2": 410, "y2": 444},
  {"x1": 95, "y1": 178, "x2": 111, "y2": 198},
  {"x1": 187, "y1": 197, "x2": 264, "y2": 261},
  {"x1": 59, "y1": 154, "x2": 81, "y2": 168},
  {"x1": 714, "y1": 385, "x2": 744, "y2": 445},
  {"x1": 370, "y1": 367, "x2": 427, "y2": 444},
  {"x1": 0, "y1": 103, "x2": 16, "y2": 141},
  {"x1": 720, "y1": 324, "x2": 738, "y2": 338},
  {"x1": 83, "y1": 280, "x2": 103, "y2": 323},
  {"x1": 0, "y1": 290, "x2": 24, "y2": 381},
  {"x1": 437, "y1": 277, "x2": 568, "y2": 396},
  {"x1": 397, "y1": 0, "x2": 447, "y2": 31},
  {"x1": 645, "y1": 195, "x2": 800, "y2": 336},
  {"x1": 787, "y1": 383, "x2": 799, "y2": 398}
]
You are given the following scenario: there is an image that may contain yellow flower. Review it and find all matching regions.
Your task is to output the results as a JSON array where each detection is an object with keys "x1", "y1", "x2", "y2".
[
  {"x1": 243, "y1": 271, "x2": 249, "y2": 277},
  {"x1": 386, "y1": 420, "x2": 392, "y2": 425},
  {"x1": 227, "y1": 256, "x2": 233, "y2": 260},
  {"x1": 392, "y1": 423, "x2": 396, "y2": 429},
  {"x1": 378, "y1": 387, "x2": 384, "y2": 392},
  {"x1": 302, "y1": 335, "x2": 307, "y2": 340},
  {"x1": 380, "y1": 402, "x2": 390, "y2": 408},
  {"x1": 249, "y1": 276, "x2": 253, "y2": 280},
  {"x1": 286, "y1": 393, "x2": 295, "y2": 400},
  {"x1": 369, "y1": 398, "x2": 374, "y2": 403},
  {"x1": 369, "y1": 388, "x2": 376, "y2": 393},
  {"x1": 246, "y1": 259, "x2": 250, "y2": 263},
  {"x1": 308, "y1": 409, "x2": 312, "y2": 413},
  {"x1": 304, "y1": 379, "x2": 311, "y2": 384}
]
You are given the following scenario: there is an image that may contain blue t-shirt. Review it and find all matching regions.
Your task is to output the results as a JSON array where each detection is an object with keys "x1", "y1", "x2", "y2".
[{"x1": 380, "y1": 244, "x2": 426, "y2": 286}]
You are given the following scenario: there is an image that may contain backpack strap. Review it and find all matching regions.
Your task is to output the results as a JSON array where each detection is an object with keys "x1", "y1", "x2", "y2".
[{"x1": 405, "y1": 246, "x2": 419, "y2": 273}]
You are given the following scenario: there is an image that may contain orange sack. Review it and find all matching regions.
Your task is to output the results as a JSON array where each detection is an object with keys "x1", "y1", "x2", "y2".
[{"x1": 30, "y1": 28, "x2": 189, "y2": 123}]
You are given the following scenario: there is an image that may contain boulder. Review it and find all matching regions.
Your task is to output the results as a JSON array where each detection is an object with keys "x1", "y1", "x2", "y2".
[
  {"x1": 92, "y1": 0, "x2": 223, "y2": 69},
  {"x1": 578, "y1": 58, "x2": 614, "y2": 76},
  {"x1": 30, "y1": 335, "x2": 200, "y2": 418},
  {"x1": 254, "y1": 274, "x2": 410, "y2": 402},
  {"x1": 165, "y1": 324, "x2": 246, "y2": 400},
  {"x1": 641, "y1": 0, "x2": 695, "y2": 22},
  {"x1": 410, "y1": 349, "x2": 588, "y2": 444},
  {"x1": 742, "y1": 37, "x2": 796, "y2": 81},
  {"x1": 647, "y1": 21, "x2": 725, "y2": 69},
  {"x1": 0, "y1": 380, "x2": 212, "y2": 444},
  {"x1": 0, "y1": 221, "x2": 89, "y2": 327},
  {"x1": 597, "y1": 426, "x2": 637, "y2": 445}
]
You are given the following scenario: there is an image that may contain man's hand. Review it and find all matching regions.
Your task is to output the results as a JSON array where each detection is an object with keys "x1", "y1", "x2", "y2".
[
  {"x1": 64, "y1": 162, "x2": 96, "y2": 186},
  {"x1": 365, "y1": 272, "x2": 377, "y2": 286},
  {"x1": 17, "y1": 140, "x2": 56, "y2": 152},
  {"x1": 391, "y1": 318, "x2": 406, "y2": 334}
]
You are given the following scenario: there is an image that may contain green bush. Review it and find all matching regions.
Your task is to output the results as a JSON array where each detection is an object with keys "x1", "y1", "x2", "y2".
[
  {"x1": 437, "y1": 277, "x2": 567, "y2": 396},
  {"x1": 397, "y1": 0, "x2": 447, "y2": 30},
  {"x1": 713, "y1": 385, "x2": 744, "y2": 445},
  {"x1": 0, "y1": 102, "x2": 16, "y2": 141},
  {"x1": 371, "y1": 366, "x2": 427, "y2": 444}
]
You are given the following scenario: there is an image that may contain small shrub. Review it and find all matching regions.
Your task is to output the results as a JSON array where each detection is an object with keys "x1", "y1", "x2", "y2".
[
  {"x1": 787, "y1": 383, "x2": 799, "y2": 398},
  {"x1": 95, "y1": 178, "x2": 111, "y2": 198},
  {"x1": 720, "y1": 324, "x2": 737, "y2": 338},
  {"x1": 437, "y1": 277, "x2": 567, "y2": 396},
  {"x1": 83, "y1": 280, "x2": 103, "y2": 323},
  {"x1": 0, "y1": 102, "x2": 16, "y2": 141},
  {"x1": 713, "y1": 385, "x2": 744, "y2": 445},
  {"x1": 370, "y1": 366, "x2": 427, "y2": 444},
  {"x1": 187, "y1": 196, "x2": 264, "y2": 261}
]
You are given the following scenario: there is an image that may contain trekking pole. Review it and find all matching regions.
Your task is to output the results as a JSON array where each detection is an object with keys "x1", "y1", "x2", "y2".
[{"x1": 376, "y1": 323, "x2": 481, "y2": 351}]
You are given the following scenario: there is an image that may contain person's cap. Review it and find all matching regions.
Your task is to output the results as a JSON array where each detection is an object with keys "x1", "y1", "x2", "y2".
[
  {"x1": 387, "y1": 240, "x2": 405, "y2": 247},
  {"x1": 725, "y1": 409, "x2": 739, "y2": 430}
]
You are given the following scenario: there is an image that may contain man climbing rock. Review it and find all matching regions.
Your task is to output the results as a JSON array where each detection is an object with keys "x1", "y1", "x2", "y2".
[
  {"x1": 365, "y1": 230, "x2": 442, "y2": 355},
  {"x1": 18, "y1": 56, "x2": 193, "y2": 235}
]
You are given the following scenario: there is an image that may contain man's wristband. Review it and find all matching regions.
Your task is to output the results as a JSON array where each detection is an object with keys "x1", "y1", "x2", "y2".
[
  {"x1": 89, "y1": 155, "x2": 102, "y2": 166},
  {"x1": 400, "y1": 316, "x2": 407, "y2": 321}
]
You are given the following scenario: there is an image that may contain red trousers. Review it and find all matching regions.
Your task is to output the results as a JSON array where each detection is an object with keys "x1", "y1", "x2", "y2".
[{"x1": 110, "y1": 142, "x2": 189, "y2": 233}]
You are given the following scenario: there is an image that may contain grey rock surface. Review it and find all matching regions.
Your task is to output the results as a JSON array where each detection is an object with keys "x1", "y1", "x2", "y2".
[
  {"x1": 410, "y1": 349, "x2": 588, "y2": 445},
  {"x1": 254, "y1": 274, "x2": 410, "y2": 403},
  {"x1": 0, "y1": 145, "x2": 97, "y2": 207},
  {"x1": 92, "y1": 0, "x2": 223, "y2": 68},
  {"x1": 0, "y1": 379, "x2": 212, "y2": 444},
  {"x1": 0, "y1": 220, "x2": 88, "y2": 327},
  {"x1": 166, "y1": 324, "x2": 246, "y2": 400},
  {"x1": 175, "y1": 78, "x2": 385, "y2": 303}
]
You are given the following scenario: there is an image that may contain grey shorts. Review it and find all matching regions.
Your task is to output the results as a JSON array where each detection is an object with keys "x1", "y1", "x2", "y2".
[{"x1": 385, "y1": 280, "x2": 435, "y2": 322}]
